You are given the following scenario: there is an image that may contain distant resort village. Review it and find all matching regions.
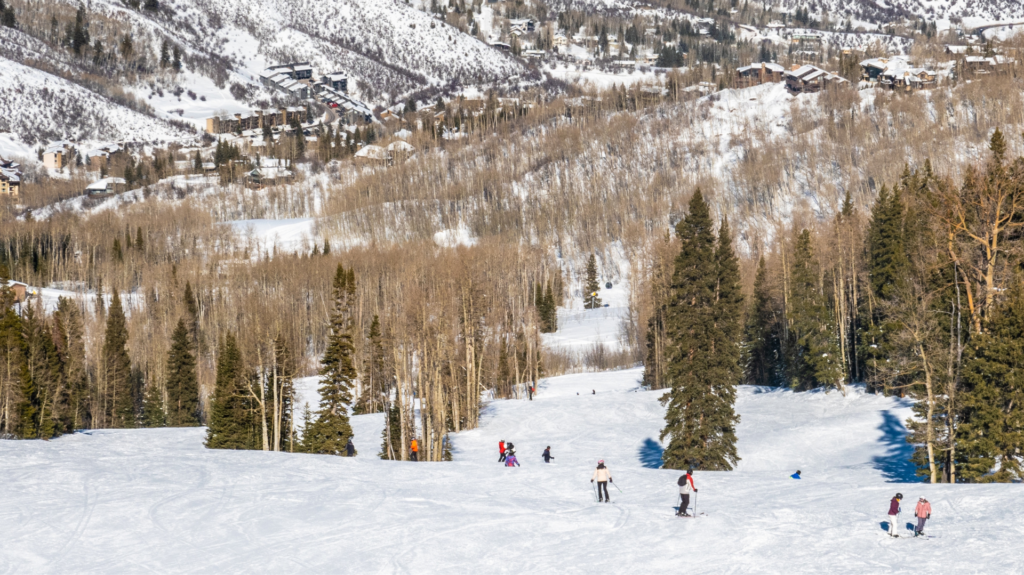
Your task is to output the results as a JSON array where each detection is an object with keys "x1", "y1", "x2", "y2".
[{"x1": 0, "y1": 23, "x2": 1017, "y2": 205}]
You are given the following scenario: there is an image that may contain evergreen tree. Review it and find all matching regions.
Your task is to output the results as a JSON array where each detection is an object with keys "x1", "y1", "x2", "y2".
[
  {"x1": 660, "y1": 191, "x2": 741, "y2": 471},
  {"x1": 958, "y1": 276, "x2": 1024, "y2": 482},
  {"x1": 584, "y1": 254, "x2": 602, "y2": 309},
  {"x1": 205, "y1": 334, "x2": 255, "y2": 449},
  {"x1": 141, "y1": 381, "x2": 166, "y2": 427},
  {"x1": 304, "y1": 265, "x2": 357, "y2": 455},
  {"x1": 788, "y1": 230, "x2": 844, "y2": 391},
  {"x1": 104, "y1": 291, "x2": 135, "y2": 427},
  {"x1": 0, "y1": 301, "x2": 24, "y2": 437},
  {"x1": 165, "y1": 317, "x2": 199, "y2": 426},
  {"x1": 743, "y1": 256, "x2": 781, "y2": 386},
  {"x1": 379, "y1": 402, "x2": 402, "y2": 460},
  {"x1": 53, "y1": 297, "x2": 88, "y2": 430},
  {"x1": 542, "y1": 280, "x2": 557, "y2": 332}
]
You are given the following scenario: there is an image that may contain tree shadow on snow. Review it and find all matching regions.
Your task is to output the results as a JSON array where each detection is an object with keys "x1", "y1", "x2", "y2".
[
  {"x1": 639, "y1": 438, "x2": 664, "y2": 469},
  {"x1": 871, "y1": 410, "x2": 922, "y2": 483}
]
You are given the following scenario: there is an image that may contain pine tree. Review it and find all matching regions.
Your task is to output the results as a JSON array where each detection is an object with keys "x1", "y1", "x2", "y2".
[
  {"x1": 205, "y1": 334, "x2": 255, "y2": 449},
  {"x1": 166, "y1": 317, "x2": 199, "y2": 426},
  {"x1": 304, "y1": 265, "x2": 357, "y2": 455},
  {"x1": 141, "y1": 381, "x2": 166, "y2": 427},
  {"x1": 105, "y1": 291, "x2": 135, "y2": 427},
  {"x1": 379, "y1": 402, "x2": 402, "y2": 459},
  {"x1": 54, "y1": 297, "x2": 88, "y2": 430},
  {"x1": 743, "y1": 256, "x2": 781, "y2": 385},
  {"x1": 958, "y1": 276, "x2": 1024, "y2": 482},
  {"x1": 542, "y1": 280, "x2": 557, "y2": 332},
  {"x1": 584, "y1": 254, "x2": 602, "y2": 309},
  {"x1": 788, "y1": 230, "x2": 844, "y2": 391},
  {"x1": 660, "y1": 191, "x2": 741, "y2": 471}
]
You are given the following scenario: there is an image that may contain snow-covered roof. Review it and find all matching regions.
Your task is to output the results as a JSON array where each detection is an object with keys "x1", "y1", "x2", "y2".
[
  {"x1": 354, "y1": 145, "x2": 388, "y2": 160},
  {"x1": 395, "y1": 128, "x2": 412, "y2": 140},
  {"x1": 737, "y1": 62, "x2": 785, "y2": 73},
  {"x1": 0, "y1": 167, "x2": 20, "y2": 183},
  {"x1": 85, "y1": 177, "x2": 125, "y2": 191},
  {"x1": 44, "y1": 141, "x2": 72, "y2": 155},
  {"x1": 386, "y1": 140, "x2": 415, "y2": 152}
]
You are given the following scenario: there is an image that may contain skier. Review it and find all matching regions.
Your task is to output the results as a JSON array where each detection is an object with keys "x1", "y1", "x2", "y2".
[
  {"x1": 505, "y1": 442, "x2": 515, "y2": 458},
  {"x1": 505, "y1": 453, "x2": 520, "y2": 467},
  {"x1": 499, "y1": 440, "x2": 506, "y2": 462},
  {"x1": 410, "y1": 438, "x2": 419, "y2": 462},
  {"x1": 887, "y1": 493, "x2": 903, "y2": 537},
  {"x1": 676, "y1": 468, "x2": 697, "y2": 516},
  {"x1": 790, "y1": 470, "x2": 801, "y2": 479},
  {"x1": 914, "y1": 497, "x2": 931, "y2": 536},
  {"x1": 591, "y1": 460, "x2": 612, "y2": 503},
  {"x1": 345, "y1": 438, "x2": 355, "y2": 457},
  {"x1": 542, "y1": 446, "x2": 554, "y2": 463}
]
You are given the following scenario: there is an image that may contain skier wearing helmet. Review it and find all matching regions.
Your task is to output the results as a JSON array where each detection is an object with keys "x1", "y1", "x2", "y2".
[
  {"x1": 887, "y1": 493, "x2": 903, "y2": 537},
  {"x1": 591, "y1": 460, "x2": 613, "y2": 503}
]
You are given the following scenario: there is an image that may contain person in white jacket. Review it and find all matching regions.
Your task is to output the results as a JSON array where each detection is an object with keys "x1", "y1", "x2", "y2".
[
  {"x1": 676, "y1": 469, "x2": 698, "y2": 516},
  {"x1": 591, "y1": 460, "x2": 613, "y2": 503}
]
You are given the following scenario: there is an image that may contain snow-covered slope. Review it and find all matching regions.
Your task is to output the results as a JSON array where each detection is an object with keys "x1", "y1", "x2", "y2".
[
  {"x1": 774, "y1": 0, "x2": 1024, "y2": 27},
  {"x1": 2, "y1": 368, "x2": 1022, "y2": 573},
  {"x1": 0, "y1": 55, "x2": 193, "y2": 147}
]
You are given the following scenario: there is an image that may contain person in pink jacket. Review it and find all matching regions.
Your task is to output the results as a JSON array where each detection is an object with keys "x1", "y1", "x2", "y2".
[{"x1": 914, "y1": 497, "x2": 932, "y2": 536}]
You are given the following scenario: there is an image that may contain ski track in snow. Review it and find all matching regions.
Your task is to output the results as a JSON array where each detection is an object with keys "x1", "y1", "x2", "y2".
[{"x1": 2, "y1": 370, "x2": 1023, "y2": 573}]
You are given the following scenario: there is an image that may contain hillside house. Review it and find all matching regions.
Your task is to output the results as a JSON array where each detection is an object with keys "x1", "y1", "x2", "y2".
[
  {"x1": 735, "y1": 62, "x2": 785, "y2": 88},
  {"x1": 386, "y1": 140, "x2": 415, "y2": 163},
  {"x1": 5, "y1": 281, "x2": 28, "y2": 303},
  {"x1": 509, "y1": 19, "x2": 536, "y2": 36},
  {"x1": 319, "y1": 73, "x2": 349, "y2": 93},
  {"x1": 85, "y1": 144, "x2": 122, "y2": 169},
  {"x1": 0, "y1": 158, "x2": 21, "y2": 198},
  {"x1": 205, "y1": 107, "x2": 306, "y2": 134},
  {"x1": 43, "y1": 141, "x2": 73, "y2": 170},
  {"x1": 965, "y1": 55, "x2": 1015, "y2": 75},
  {"x1": 245, "y1": 164, "x2": 293, "y2": 189},
  {"x1": 354, "y1": 144, "x2": 389, "y2": 166},
  {"x1": 784, "y1": 65, "x2": 848, "y2": 94},
  {"x1": 860, "y1": 57, "x2": 906, "y2": 82},
  {"x1": 318, "y1": 87, "x2": 374, "y2": 124},
  {"x1": 85, "y1": 177, "x2": 126, "y2": 196},
  {"x1": 881, "y1": 67, "x2": 937, "y2": 90},
  {"x1": 260, "y1": 63, "x2": 314, "y2": 100}
]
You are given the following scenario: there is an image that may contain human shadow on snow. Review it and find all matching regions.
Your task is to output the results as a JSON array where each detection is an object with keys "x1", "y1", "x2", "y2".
[
  {"x1": 639, "y1": 438, "x2": 664, "y2": 469},
  {"x1": 871, "y1": 410, "x2": 922, "y2": 483}
]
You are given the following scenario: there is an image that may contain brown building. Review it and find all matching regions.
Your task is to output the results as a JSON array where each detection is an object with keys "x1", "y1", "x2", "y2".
[
  {"x1": 205, "y1": 107, "x2": 306, "y2": 134},
  {"x1": 0, "y1": 158, "x2": 21, "y2": 198},
  {"x1": 784, "y1": 65, "x2": 848, "y2": 94},
  {"x1": 735, "y1": 62, "x2": 785, "y2": 88}
]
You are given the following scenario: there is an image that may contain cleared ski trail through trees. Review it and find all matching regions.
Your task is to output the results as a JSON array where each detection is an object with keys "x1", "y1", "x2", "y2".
[{"x1": 2, "y1": 368, "x2": 1022, "y2": 573}]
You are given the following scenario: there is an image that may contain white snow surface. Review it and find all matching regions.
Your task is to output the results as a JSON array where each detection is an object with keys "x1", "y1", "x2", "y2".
[{"x1": 4, "y1": 367, "x2": 1020, "y2": 573}]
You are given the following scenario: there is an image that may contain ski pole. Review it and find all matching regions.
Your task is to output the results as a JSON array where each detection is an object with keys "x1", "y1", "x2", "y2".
[
  {"x1": 612, "y1": 481, "x2": 622, "y2": 493},
  {"x1": 593, "y1": 483, "x2": 598, "y2": 502},
  {"x1": 694, "y1": 492, "x2": 698, "y2": 516}
]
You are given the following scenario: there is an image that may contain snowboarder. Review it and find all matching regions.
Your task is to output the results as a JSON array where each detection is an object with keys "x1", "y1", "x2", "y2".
[
  {"x1": 591, "y1": 460, "x2": 612, "y2": 503},
  {"x1": 505, "y1": 442, "x2": 515, "y2": 457},
  {"x1": 410, "y1": 438, "x2": 419, "y2": 462},
  {"x1": 542, "y1": 446, "x2": 553, "y2": 463},
  {"x1": 592, "y1": 390, "x2": 596, "y2": 395},
  {"x1": 505, "y1": 454, "x2": 520, "y2": 467},
  {"x1": 499, "y1": 440, "x2": 506, "y2": 462},
  {"x1": 676, "y1": 469, "x2": 697, "y2": 516},
  {"x1": 887, "y1": 493, "x2": 903, "y2": 537},
  {"x1": 346, "y1": 438, "x2": 355, "y2": 457},
  {"x1": 914, "y1": 497, "x2": 931, "y2": 536},
  {"x1": 790, "y1": 470, "x2": 801, "y2": 479}
]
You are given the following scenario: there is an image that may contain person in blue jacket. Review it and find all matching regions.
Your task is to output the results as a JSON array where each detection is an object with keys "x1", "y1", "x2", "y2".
[{"x1": 791, "y1": 470, "x2": 801, "y2": 479}]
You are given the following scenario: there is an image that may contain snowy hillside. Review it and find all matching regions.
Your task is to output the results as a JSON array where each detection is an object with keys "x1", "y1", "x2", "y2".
[
  {"x1": 0, "y1": 55, "x2": 194, "y2": 147},
  {"x1": 3, "y1": 368, "x2": 1022, "y2": 573},
  {"x1": 47, "y1": 0, "x2": 525, "y2": 103},
  {"x1": 773, "y1": 0, "x2": 1024, "y2": 27}
]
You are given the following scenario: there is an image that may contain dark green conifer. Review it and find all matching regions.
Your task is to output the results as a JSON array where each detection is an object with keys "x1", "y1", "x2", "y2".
[
  {"x1": 205, "y1": 334, "x2": 255, "y2": 449},
  {"x1": 166, "y1": 317, "x2": 199, "y2": 426},
  {"x1": 584, "y1": 254, "x2": 602, "y2": 309},
  {"x1": 304, "y1": 265, "x2": 357, "y2": 455},
  {"x1": 743, "y1": 256, "x2": 781, "y2": 386},
  {"x1": 788, "y1": 230, "x2": 843, "y2": 390},
  {"x1": 660, "y1": 191, "x2": 741, "y2": 471},
  {"x1": 380, "y1": 402, "x2": 402, "y2": 460},
  {"x1": 141, "y1": 381, "x2": 166, "y2": 427},
  {"x1": 104, "y1": 291, "x2": 135, "y2": 427}
]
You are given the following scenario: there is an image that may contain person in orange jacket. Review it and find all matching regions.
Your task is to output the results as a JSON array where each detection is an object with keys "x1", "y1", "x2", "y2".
[
  {"x1": 914, "y1": 497, "x2": 932, "y2": 536},
  {"x1": 410, "y1": 438, "x2": 419, "y2": 462}
]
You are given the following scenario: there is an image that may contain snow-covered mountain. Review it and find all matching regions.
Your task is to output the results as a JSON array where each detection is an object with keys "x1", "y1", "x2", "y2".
[
  {"x1": 772, "y1": 0, "x2": 1024, "y2": 26},
  {"x1": 0, "y1": 54, "x2": 193, "y2": 149}
]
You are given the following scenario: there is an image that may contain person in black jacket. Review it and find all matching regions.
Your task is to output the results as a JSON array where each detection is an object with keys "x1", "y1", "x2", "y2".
[
  {"x1": 346, "y1": 438, "x2": 355, "y2": 457},
  {"x1": 542, "y1": 446, "x2": 554, "y2": 463}
]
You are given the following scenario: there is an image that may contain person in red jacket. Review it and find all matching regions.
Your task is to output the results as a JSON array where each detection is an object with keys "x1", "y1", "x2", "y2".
[
  {"x1": 676, "y1": 469, "x2": 697, "y2": 516},
  {"x1": 914, "y1": 497, "x2": 932, "y2": 536},
  {"x1": 498, "y1": 440, "x2": 506, "y2": 462},
  {"x1": 887, "y1": 493, "x2": 903, "y2": 537}
]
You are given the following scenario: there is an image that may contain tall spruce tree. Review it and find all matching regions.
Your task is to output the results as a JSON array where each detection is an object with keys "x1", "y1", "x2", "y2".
[
  {"x1": 54, "y1": 297, "x2": 88, "y2": 430},
  {"x1": 743, "y1": 256, "x2": 781, "y2": 386},
  {"x1": 659, "y1": 191, "x2": 741, "y2": 471},
  {"x1": 104, "y1": 291, "x2": 135, "y2": 427},
  {"x1": 305, "y1": 265, "x2": 357, "y2": 456},
  {"x1": 141, "y1": 382, "x2": 167, "y2": 427},
  {"x1": 787, "y1": 230, "x2": 844, "y2": 391},
  {"x1": 166, "y1": 317, "x2": 199, "y2": 426},
  {"x1": 380, "y1": 402, "x2": 402, "y2": 460},
  {"x1": 205, "y1": 334, "x2": 255, "y2": 449},
  {"x1": 584, "y1": 255, "x2": 602, "y2": 309},
  {"x1": 958, "y1": 276, "x2": 1024, "y2": 482}
]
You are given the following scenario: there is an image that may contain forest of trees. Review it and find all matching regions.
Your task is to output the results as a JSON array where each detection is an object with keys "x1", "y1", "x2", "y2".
[{"x1": 646, "y1": 131, "x2": 1024, "y2": 483}]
